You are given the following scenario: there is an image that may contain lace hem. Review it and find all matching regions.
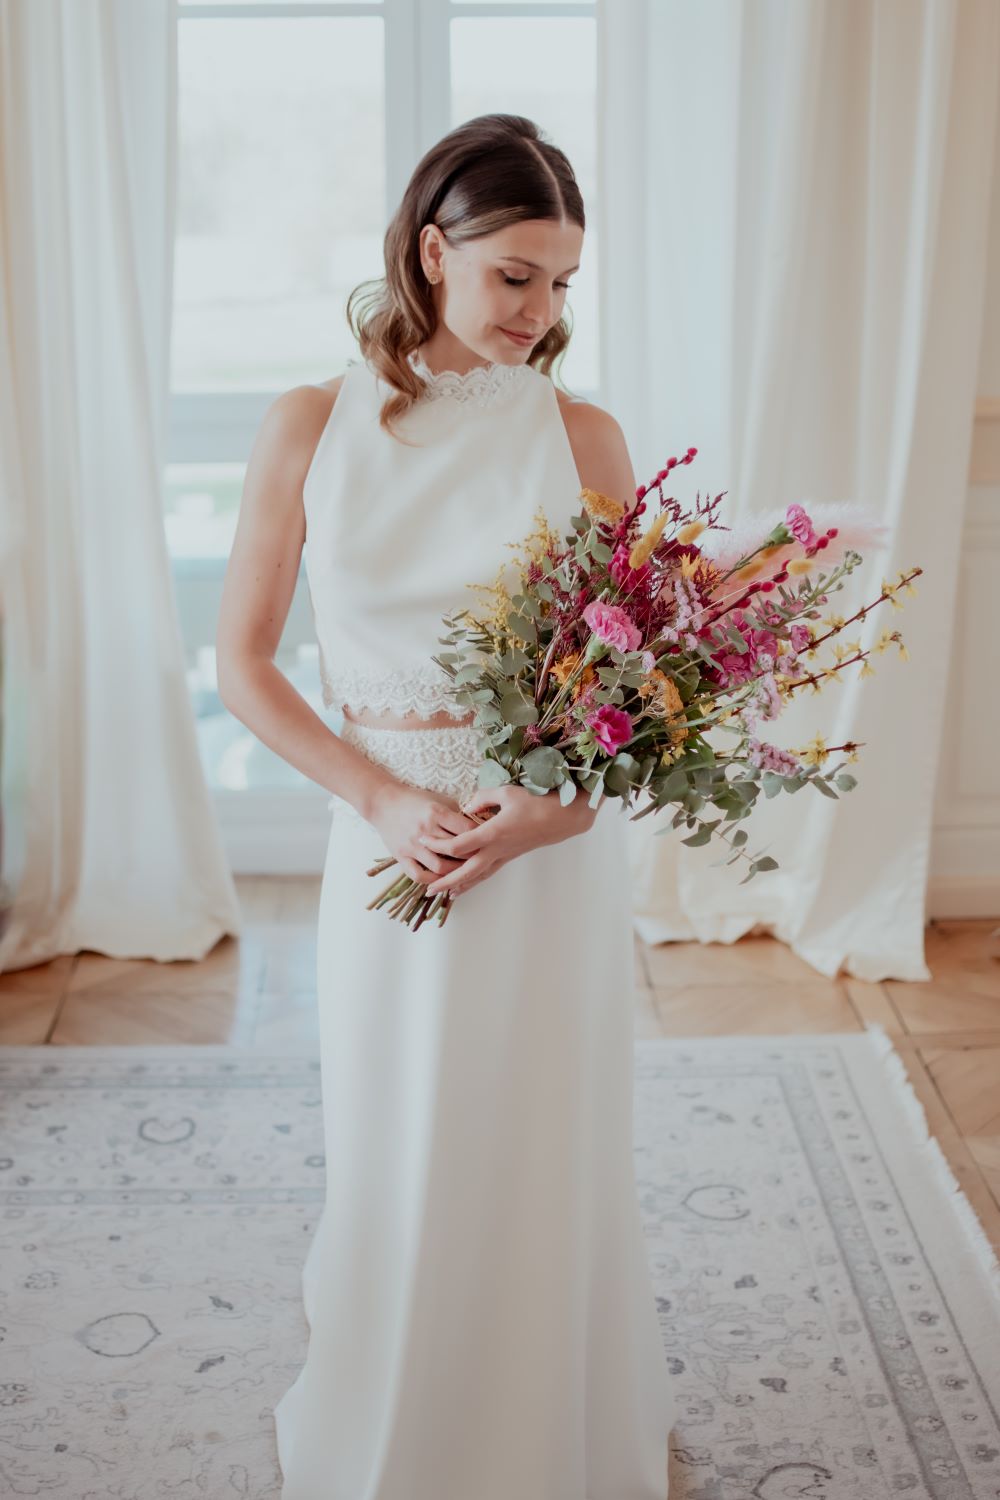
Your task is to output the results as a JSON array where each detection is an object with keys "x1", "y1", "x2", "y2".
[
  {"x1": 320, "y1": 660, "x2": 471, "y2": 720},
  {"x1": 328, "y1": 720, "x2": 482, "y2": 821}
]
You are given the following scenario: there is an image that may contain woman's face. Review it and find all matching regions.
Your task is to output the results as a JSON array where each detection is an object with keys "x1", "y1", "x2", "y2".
[{"x1": 419, "y1": 217, "x2": 584, "y2": 364}]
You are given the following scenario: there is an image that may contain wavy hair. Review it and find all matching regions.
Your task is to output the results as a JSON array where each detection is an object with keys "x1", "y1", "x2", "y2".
[{"x1": 345, "y1": 113, "x2": 585, "y2": 442}]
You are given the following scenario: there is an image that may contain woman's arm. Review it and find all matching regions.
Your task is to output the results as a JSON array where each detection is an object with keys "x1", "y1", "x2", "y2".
[{"x1": 215, "y1": 383, "x2": 398, "y2": 820}]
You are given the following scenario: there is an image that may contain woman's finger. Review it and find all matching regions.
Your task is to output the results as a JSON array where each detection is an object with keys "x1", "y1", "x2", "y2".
[
  {"x1": 425, "y1": 855, "x2": 486, "y2": 895},
  {"x1": 418, "y1": 824, "x2": 490, "y2": 859}
]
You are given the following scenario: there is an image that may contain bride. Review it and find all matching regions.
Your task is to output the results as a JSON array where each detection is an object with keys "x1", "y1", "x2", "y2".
[{"x1": 217, "y1": 110, "x2": 677, "y2": 1500}]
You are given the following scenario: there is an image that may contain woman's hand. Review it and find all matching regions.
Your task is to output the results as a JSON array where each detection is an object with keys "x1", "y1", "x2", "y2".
[
  {"x1": 416, "y1": 783, "x2": 601, "y2": 898},
  {"x1": 367, "y1": 781, "x2": 481, "y2": 887}
]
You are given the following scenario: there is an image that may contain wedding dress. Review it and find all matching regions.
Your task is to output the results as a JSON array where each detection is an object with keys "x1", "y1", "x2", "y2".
[{"x1": 271, "y1": 346, "x2": 676, "y2": 1499}]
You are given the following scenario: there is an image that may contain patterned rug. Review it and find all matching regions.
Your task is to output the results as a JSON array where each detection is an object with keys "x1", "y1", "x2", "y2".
[{"x1": 0, "y1": 1026, "x2": 997, "y2": 1499}]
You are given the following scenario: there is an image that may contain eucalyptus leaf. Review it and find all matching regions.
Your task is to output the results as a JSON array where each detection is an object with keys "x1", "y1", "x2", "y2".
[
  {"x1": 500, "y1": 691, "x2": 539, "y2": 726},
  {"x1": 505, "y1": 611, "x2": 535, "y2": 643},
  {"x1": 477, "y1": 760, "x2": 512, "y2": 787}
]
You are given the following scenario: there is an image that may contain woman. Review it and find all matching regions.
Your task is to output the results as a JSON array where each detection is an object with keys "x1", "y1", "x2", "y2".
[{"x1": 217, "y1": 112, "x2": 676, "y2": 1500}]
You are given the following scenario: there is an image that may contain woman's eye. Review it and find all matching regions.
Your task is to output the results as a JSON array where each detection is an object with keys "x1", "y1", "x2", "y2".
[{"x1": 502, "y1": 274, "x2": 573, "y2": 290}]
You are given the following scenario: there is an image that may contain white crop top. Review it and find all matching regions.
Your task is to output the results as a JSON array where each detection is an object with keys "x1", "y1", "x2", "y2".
[{"x1": 302, "y1": 346, "x2": 584, "y2": 720}]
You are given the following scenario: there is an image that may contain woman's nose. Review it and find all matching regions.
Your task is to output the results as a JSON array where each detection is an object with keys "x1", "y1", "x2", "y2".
[{"x1": 523, "y1": 289, "x2": 554, "y2": 327}]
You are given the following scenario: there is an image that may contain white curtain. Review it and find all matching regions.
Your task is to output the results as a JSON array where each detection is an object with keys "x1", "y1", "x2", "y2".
[
  {"x1": 0, "y1": 0, "x2": 242, "y2": 969},
  {"x1": 598, "y1": 0, "x2": 1000, "y2": 982}
]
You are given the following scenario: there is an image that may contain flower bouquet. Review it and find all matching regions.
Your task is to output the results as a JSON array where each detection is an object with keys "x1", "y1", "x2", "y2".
[{"x1": 366, "y1": 447, "x2": 921, "y2": 929}]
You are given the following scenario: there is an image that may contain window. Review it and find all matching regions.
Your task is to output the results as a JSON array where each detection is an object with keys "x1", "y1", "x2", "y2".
[{"x1": 170, "y1": 0, "x2": 597, "y2": 835}]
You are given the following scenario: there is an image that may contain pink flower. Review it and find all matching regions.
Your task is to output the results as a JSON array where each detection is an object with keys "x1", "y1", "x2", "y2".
[
  {"x1": 785, "y1": 503, "x2": 818, "y2": 550},
  {"x1": 641, "y1": 649, "x2": 658, "y2": 671},
  {"x1": 789, "y1": 623, "x2": 811, "y2": 652},
  {"x1": 747, "y1": 736, "x2": 802, "y2": 775},
  {"x1": 585, "y1": 704, "x2": 634, "y2": 755},
  {"x1": 582, "y1": 600, "x2": 642, "y2": 653},
  {"x1": 609, "y1": 543, "x2": 651, "y2": 591}
]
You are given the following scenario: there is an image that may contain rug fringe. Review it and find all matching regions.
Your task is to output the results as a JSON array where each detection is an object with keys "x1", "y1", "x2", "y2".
[{"x1": 863, "y1": 1021, "x2": 1000, "y2": 1292}]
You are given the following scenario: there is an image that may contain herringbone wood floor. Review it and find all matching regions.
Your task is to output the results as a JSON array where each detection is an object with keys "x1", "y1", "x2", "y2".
[{"x1": 2, "y1": 889, "x2": 998, "y2": 1255}]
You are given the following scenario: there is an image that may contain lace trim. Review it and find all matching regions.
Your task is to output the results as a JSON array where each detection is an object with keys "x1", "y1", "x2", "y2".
[
  {"x1": 405, "y1": 348, "x2": 533, "y2": 408},
  {"x1": 328, "y1": 720, "x2": 482, "y2": 821},
  {"x1": 320, "y1": 660, "x2": 471, "y2": 719}
]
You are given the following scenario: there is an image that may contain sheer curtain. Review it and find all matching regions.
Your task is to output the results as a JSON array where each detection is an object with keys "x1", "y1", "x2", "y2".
[
  {"x1": 597, "y1": 0, "x2": 1000, "y2": 981},
  {"x1": 0, "y1": 0, "x2": 241, "y2": 969}
]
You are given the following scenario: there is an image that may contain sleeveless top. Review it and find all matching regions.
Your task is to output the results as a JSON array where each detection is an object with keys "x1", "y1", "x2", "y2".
[{"x1": 302, "y1": 347, "x2": 583, "y2": 722}]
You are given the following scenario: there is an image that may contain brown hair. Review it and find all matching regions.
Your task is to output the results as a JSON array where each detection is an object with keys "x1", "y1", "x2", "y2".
[{"x1": 345, "y1": 113, "x2": 585, "y2": 441}]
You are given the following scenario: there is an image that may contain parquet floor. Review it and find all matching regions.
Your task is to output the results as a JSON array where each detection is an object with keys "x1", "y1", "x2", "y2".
[{"x1": 2, "y1": 889, "x2": 998, "y2": 1255}]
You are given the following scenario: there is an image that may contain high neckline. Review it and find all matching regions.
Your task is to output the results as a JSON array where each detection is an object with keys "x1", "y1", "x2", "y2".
[{"x1": 406, "y1": 347, "x2": 535, "y2": 407}]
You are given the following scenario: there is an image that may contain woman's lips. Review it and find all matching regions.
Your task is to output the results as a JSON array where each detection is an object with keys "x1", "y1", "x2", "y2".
[{"x1": 500, "y1": 328, "x2": 535, "y2": 345}]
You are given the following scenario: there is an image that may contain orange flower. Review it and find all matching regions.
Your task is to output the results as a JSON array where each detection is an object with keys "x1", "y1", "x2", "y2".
[
  {"x1": 571, "y1": 664, "x2": 597, "y2": 701},
  {"x1": 550, "y1": 651, "x2": 582, "y2": 687}
]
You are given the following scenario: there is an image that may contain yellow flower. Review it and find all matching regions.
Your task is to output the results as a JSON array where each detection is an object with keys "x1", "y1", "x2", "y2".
[
  {"x1": 676, "y1": 519, "x2": 706, "y2": 544},
  {"x1": 579, "y1": 487, "x2": 625, "y2": 525},
  {"x1": 517, "y1": 505, "x2": 562, "y2": 566},
  {"x1": 786, "y1": 557, "x2": 813, "y2": 574},
  {"x1": 795, "y1": 734, "x2": 829, "y2": 767},
  {"x1": 680, "y1": 552, "x2": 722, "y2": 588},
  {"x1": 628, "y1": 511, "x2": 669, "y2": 569}
]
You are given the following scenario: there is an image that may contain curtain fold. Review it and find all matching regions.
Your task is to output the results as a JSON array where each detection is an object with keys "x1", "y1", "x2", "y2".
[
  {"x1": 598, "y1": 0, "x2": 1000, "y2": 981},
  {"x1": 0, "y1": 0, "x2": 242, "y2": 968}
]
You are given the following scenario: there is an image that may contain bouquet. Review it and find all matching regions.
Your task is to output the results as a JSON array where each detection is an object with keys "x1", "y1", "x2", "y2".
[{"x1": 366, "y1": 447, "x2": 921, "y2": 929}]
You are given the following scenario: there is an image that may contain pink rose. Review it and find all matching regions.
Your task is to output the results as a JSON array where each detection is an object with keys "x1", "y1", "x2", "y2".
[
  {"x1": 585, "y1": 704, "x2": 634, "y2": 755},
  {"x1": 582, "y1": 600, "x2": 642, "y2": 654}
]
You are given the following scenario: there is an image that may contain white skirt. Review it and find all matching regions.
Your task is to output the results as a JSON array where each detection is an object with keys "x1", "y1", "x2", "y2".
[{"x1": 272, "y1": 721, "x2": 675, "y2": 1499}]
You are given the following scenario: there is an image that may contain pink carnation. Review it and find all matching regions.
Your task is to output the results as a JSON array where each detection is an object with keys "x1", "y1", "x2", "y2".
[
  {"x1": 785, "y1": 503, "x2": 818, "y2": 550},
  {"x1": 585, "y1": 704, "x2": 634, "y2": 755},
  {"x1": 609, "y1": 543, "x2": 651, "y2": 591},
  {"x1": 582, "y1": 600, "x2": 642, "y2": 653}
]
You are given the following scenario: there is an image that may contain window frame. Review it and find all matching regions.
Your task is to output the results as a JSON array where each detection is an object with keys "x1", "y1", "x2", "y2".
[{"x1": 172, "y1": 0, "x2": 597, "y2": 860}]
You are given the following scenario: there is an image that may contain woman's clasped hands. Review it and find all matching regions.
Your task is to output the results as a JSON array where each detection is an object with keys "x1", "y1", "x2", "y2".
[{"x1": 418, "y1": 782, "x2": 600, "y2": 898}]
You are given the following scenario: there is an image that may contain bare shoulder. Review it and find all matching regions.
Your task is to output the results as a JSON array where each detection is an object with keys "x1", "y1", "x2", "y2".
[
  {"x1": 254, "y1": 374, "x2": 345, "y2": 473},
  {"x1": 553, "y1": 390, "x2": 635, "y2": 505}
]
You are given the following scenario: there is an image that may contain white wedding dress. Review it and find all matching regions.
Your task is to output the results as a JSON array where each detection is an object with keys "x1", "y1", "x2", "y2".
[{"x1": 271, "y1": 347, "x2": 676, "y2": 1499}]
